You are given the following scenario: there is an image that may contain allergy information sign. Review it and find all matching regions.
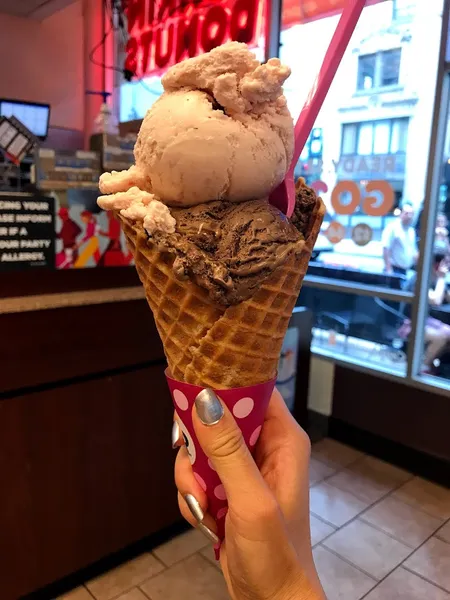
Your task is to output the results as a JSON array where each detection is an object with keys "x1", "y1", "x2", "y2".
[{"x1": 0, "y1": 194, "x2": 55, "y2": 270}]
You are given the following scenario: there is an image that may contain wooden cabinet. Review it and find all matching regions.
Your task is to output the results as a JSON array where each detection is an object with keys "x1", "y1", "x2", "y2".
[{"x1": 0, "y1": 301, "x2": 180, "y2": 600}]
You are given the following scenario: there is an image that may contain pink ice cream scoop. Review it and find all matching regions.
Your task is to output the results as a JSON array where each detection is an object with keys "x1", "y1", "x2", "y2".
[{"x1": 97, "y1": 43, "x2": 294, "y2": 236}]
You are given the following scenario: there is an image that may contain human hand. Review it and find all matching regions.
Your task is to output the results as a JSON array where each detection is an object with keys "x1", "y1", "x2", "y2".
[{"x1": 173, "y1": 388, "x2": 325, "y2": 600}]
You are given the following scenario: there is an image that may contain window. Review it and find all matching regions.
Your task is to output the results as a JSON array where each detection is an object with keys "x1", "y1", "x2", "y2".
[
  {"x1": 298, "y1": 286, "x2": 408, "y2": 377},
  {"x1": 357, "y1": 49, "x2": 401, "y2": 91},
  {"x1": 392, "y1": 0, "x2": 416, "y2": 23},
  {"x1": 280, "y1": 0, "x2": 444, "y2": 387},
  {"x1": 419, "y1": 77, "x2": 450, "y2": 384},
  {"x1": 357, "y1": 54, "x2": 376, "y2": 90},
  {"x1": 341, "y1": 119, "x2": 409, "y2": 156},
  {"x1": 381, "y1": 49, "x2": 402, "y2": 86}
]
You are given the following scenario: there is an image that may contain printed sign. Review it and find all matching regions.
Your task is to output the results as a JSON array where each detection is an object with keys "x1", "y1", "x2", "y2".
[
  {"x1": 325, "y1": 220, "x2": 345, "y2": 244},
  {"x1": 352, "y1": 223, "x2": 373, "y2": 247},
  {"x1": 125, "y1": 0, "x2": 264, "y2": 78},
  {"x1": 0, "y1": 116, "x2": 38, "y2": 165},
  {"x1": 0, "y1": 194, "x2": 54, "y2": 270},
  {"x1": 54, "y1": 194, "x2": 133, "y2": 269}
]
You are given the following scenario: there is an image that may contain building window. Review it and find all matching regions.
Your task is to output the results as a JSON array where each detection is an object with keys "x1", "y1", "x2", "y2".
[
  {"x1": 392, "y1": 0, "x2": 416, "y2": 23},
  {"x1": 357, "y1": 49, "x2": 401, "y2": 91},
  {"x1": 341, "y1": 119, "x2": 409, "y2": 156}
]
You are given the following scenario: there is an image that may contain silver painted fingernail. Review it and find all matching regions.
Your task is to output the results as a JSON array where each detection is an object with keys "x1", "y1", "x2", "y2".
[
  {"x1": 198, "y1": 522, "x2": 219, "y2": 544},
  {"x1": 195, "y1": 389, "x2": 224, "y2": 426},
  {"x1": 184, "y1": 493, "x2": 204, "y2": 522},
  {"x1": 172, "y1": 421, "x2": 181, "y2": 449}
]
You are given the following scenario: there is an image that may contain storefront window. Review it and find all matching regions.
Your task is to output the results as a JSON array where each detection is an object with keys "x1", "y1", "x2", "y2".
[
  {"x1": 281, "y1": 0, "x2": 442, "y2": 281},
  {"x1": 419, "y1": 74, "x2": 450, "y2": 381},
  {"x1": 281, "y1": 0, "x2": 445, "y2": 382},
  {"x1": 297, "y1": 286, "x2": 408, "y2": 376}
]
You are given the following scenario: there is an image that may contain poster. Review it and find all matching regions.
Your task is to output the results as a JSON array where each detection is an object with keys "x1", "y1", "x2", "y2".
[
  {"x1": 53, "y1": 190, "x2": 133, "y2": 269},
  {"x1": 276, "y1": 327, "x2": 300, "y2": 412},
  {"x1": 0, "y1": 193, "x2": 55, "y2": 270},
  {"x1": 32, "y1": 148, "x2": 133, "y2": 269}
]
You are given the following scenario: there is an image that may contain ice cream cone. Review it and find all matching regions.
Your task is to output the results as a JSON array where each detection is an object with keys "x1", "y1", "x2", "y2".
[
  {"x1": 117, "y1": 186, "x2": 324, "y2": 389},
  {"x1": 115, "y1": 182, "x2": 324, "y2": 550}
]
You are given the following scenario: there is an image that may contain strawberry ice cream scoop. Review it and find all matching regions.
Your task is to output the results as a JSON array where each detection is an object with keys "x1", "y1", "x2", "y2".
[{"x1": 97, "y1": 42, "x2": 294, "y2": 227}]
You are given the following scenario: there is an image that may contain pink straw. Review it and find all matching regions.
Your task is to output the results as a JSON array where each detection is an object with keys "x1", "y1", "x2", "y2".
[{"x1": 269, "y1": 0, "x2": 366, "y2": 217}]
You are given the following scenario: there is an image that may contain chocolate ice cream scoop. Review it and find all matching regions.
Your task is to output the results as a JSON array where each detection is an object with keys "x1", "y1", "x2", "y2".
[{"x1": 152, "y1": 181, "x2": 318, "y2": 305}]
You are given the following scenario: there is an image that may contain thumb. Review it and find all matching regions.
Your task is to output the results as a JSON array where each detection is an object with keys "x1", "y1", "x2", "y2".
[{"x1": 193, "y1": 388, "x2": 273, "y2": 514}]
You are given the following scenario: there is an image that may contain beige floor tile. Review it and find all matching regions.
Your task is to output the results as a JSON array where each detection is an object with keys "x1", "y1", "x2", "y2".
[
  {"x1": 362, "y1": 496, "x2": 443, "y2": 548},
  {"x1": 393, "y1": 477, "x2": 450, "y2": 520},
  {"x1": 57, "y1": 587, "x2": 94, "y2": 600},
  {"x1": 437, "y1": 521, "x2": 450, "y2": 544},
  {"x1": 310, "y1": 457, "x2": 337, "y2": 486},
  {"x1": 312, "y1": 439, "x2": 363, "y2": 469},
  {"x1": 327, "y1": 456, "x2": 411, "y2": 504},
  {"x1": 323, "y1": 519, "x2": 411, "y2": 580},
  {"x1": 405, "y1": 537, "x2": 450, "y2": 592},
  {"x1": 153, "y1": 529, "x2": 209, "y2": 567},
  {"x1": 86, "y1": 553, "x2": 164, "y2": 600},
  {"x1": 310, "y1": 514, "x2": 337, "y2": 546},
  {"x1": 200, "y1": 546, "x2": 221, "y2": 568},
  {"x1": 364, "y1": 567, "x2": 450, "y2": 600},
  {"x1": 313, "y1": 545, "x2": 376, "y2": 600},
  {"x1": 140, "y1": 554, "x2": 229, "y2": 600},
  {"x1": 115, "y1": 589, "x2": 148, "y2": 600},
  {"x1": 310, "y1": 482, "x2": 369, "y2": 527}
]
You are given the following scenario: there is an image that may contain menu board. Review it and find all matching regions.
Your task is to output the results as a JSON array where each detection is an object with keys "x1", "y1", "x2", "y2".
[{"x1": 0, "y1": 193, "x2": 55, "y2": 270}]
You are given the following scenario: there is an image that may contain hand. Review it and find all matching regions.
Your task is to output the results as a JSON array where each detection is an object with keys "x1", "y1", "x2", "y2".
[{"x1": 174, "y1": 389, "x2": 325, "y2": 600}]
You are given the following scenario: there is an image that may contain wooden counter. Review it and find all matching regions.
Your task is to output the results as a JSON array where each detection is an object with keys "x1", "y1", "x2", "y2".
[{"x1": 0, "y1": 297, "x2": 180, "y2": 600}]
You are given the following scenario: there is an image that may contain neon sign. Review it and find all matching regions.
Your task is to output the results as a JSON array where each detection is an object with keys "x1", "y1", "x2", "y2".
[{"x1": 124, "y1": 0, "x2": 265, "y2": 79}]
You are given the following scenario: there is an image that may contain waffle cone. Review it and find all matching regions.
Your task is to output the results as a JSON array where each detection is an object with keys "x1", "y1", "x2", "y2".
[{"x1": 119, "y1": 192, "x2": 325, "y2": 389}]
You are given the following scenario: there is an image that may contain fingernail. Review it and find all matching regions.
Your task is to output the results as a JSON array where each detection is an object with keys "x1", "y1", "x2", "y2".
[
  {"x1": 195, "y1": 389, "x2": 224, "y2": 426},
  {"x1": 172, "y1": 421, "x2": 181, "y2": 449},
  {"x1": 184, "y1": 493, "x2": 204, "y2": 522},
  {"x1": 198, "y1": 522, "x2": 219, "y2": 544},
  {"x1": 184, "y1": 493, "x2": 219, "y2": 544}
]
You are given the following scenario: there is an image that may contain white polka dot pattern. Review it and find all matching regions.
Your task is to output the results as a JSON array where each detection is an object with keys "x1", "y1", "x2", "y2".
[
  {"x1": 214, "y1": 484, "x2": 227, "y2": 500},
  {"x1": 232, "y1": 396, "x2": 255, "y2": 419},
  {"x1": 194, "y1": 472, "x2": 207, "y2": 491},
  {"x1": 173, "y1": 389, "x2": 188, "y2": 411},
  {"x1": 249, "y1": 426, "x2": 262, "y2": 447}
]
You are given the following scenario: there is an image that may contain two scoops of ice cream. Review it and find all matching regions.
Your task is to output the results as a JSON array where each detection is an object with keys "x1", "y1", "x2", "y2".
[{"x1": 98, "y1": 42, "x2": 319, "y2": 346}]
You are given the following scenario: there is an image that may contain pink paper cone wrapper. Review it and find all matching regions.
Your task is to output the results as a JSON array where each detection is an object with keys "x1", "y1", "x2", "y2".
[{"x1": 166, "y1": 370, "x2": 276, "y2": 549}]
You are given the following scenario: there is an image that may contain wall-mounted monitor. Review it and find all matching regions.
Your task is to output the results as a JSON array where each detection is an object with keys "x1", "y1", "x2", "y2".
[{"x1": 0, "y1": 99, "x2": 50, "y2": 140}]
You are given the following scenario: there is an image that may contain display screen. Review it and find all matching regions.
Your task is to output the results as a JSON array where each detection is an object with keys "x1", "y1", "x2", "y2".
[{"x1": 0, "y1": 100, "x2": 50, "y2": 139}]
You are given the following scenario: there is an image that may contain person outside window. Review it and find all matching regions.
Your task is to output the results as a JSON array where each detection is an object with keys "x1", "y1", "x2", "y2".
[
  {"x1": 382, "y1": 202, "x2": 418, "y2": 276},
  {"x1": 400, "y1": 251, "x2": 450, "y2": 373}
]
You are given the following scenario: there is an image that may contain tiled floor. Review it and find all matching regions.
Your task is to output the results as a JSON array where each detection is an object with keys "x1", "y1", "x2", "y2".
[{"x1": 58, "y1": 439, "x2": 450, "y2": 600}]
